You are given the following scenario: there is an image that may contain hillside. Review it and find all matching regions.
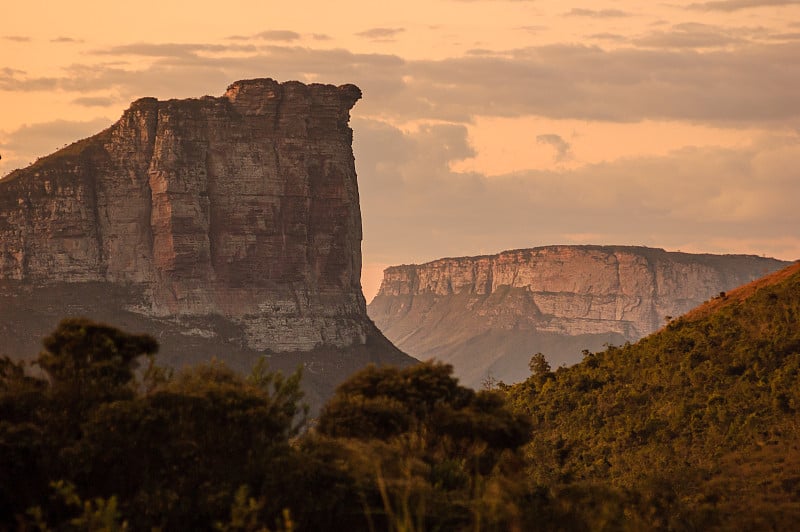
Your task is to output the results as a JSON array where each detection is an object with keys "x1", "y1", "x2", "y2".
[
  {"x1": 368, "y1": 245, "x2": 790, "y2": 387},
  {"x1": 505, "y1": 261, "x2": 800, "y2": 530}
]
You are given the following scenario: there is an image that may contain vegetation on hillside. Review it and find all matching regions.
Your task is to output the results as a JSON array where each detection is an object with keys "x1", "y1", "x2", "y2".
[
  {"x1": 1, "y1": 263, "x2": 798, "y2": 530},
  {"x1": 503, "y1": 262, "x2": 800, "y2": 530}
]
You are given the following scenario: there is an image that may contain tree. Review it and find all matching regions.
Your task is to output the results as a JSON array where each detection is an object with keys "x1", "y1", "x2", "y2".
[
  {"x1": 36, "y1": 317, "x2": 157, "y2": 400},
  {"x1": 529, "y1": 352, "x2": 551, "y2": 377},
  {"x1": 314, "y1": 361, "x2": 533, "y2": 531}
]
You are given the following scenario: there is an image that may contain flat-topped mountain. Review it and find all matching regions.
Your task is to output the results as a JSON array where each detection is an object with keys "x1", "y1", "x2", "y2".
[
  {"x1": 368, "y1": 245, "x2": 791, "y2": 386},
  {"x1": 0, "y1": 78, "x2": 412, "y2": 409}
]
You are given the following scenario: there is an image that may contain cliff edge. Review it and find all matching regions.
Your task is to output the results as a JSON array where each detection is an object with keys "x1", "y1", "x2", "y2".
[
  {"x1": 0, "y1": 78, "x2": 412, "y2": 408},
  {"x1": 368, "y1": 245, "x2": 791, "y2": 386}
]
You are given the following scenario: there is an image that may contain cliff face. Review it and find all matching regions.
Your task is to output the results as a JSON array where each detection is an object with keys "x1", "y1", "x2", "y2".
[
  {"x1": 0, "y1": 79, "x2": 376, "y2": 351},
  {"x1": 368, "y1": 246, "x2": 791, "y2": 386},
  {"x1": 0, "y1": 79, "x2": 411, "y2": 409}
]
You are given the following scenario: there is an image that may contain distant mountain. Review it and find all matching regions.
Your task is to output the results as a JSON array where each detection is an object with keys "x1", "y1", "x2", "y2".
[
  {"x1": 368, "y1": 245, "x2": 791, "y2": 387},
  {"x1": 0, "y1": 78, "x2": 413, "y2": 411},
  {"x1": 505, "y1": 261, "x2": 800, "y2": 530}
]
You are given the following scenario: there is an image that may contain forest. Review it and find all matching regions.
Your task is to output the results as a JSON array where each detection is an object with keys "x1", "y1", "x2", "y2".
[{"x1": 1, "y1": 264, "x2": 798, "y2": 531}]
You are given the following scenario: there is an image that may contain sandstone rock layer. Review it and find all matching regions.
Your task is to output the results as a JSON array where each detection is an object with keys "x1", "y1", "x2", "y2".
[
  {"x1": 0, "y1": 79, "x2": 411, "y2": 409},
  {"x1": 2, "y1": 79, "x2": 370, "y2": 349},
  {"x1": 368, "y1": 246, "x2": 791, "y2": 386}
]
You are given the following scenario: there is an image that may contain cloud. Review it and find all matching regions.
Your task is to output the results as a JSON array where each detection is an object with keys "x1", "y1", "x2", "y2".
[
  {"x1": 312, "y1": 33, "x2": 332, "y2": 41},
  {"x1": 72, "y1": 96, "x2": 117, "y2": 107},
  {"x1": 536, "y1": 134, "x2": 573, "y2": 162},
  {"x1": 226, "y1": 31, "x2": 301, "y2": 42},
  {"x1": 356, "y1": 27, "x2": 406, "y2": 40},
  {"x1": 0, "y1": 69, "x2": 59, "y2": 91},
  {"x1": 255, "y1": 30, "x2": 301, "y2": 41},
  {"x1": 564, "y1": 8, "x2": 631, "y2": 17},
  {"x1": 3, "y1": 36, "x2": 31, "y2": 42},
  {"x1": 51, "y1": 36, "x2": 82, "y2": 43},
  {"x1": 398, "y1": 42, "x2": 800, "y2": 124},
  {"x1": 688, "y1": 0, "x2": 800, "y2": 11},
  {"x1": 764, "y1": 32, "x2": 800, "y2": 40},
  {"x1": 1, "y1": 67, "x2": 25, "y2": 76},
  {"x1": 91, "y1": 42, "x2": 255, "y2": 58},
  {"x1": 517, "y1": 25, "x2": 547, "y2": 33},
  {"x1": 588, "y1": 33, "x2": 628, "y2": 42},
  {"x1": 633, "y1": 22, "x2": 745, "y2": 48},
  {"x1": 4, "y1": 40, "x2": 800, "y2": 127},
  {"x1": 355, "y1": 119, "x2": 800, "y2": 264}
]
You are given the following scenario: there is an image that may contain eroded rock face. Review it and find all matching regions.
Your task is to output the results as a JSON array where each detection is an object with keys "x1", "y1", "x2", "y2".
[
  {"x1": 368, "y1": 246, "x2": 791, "y2": 386},
  {"x1": 0, "y1": 79, "x2": 381, "y2": 353}
]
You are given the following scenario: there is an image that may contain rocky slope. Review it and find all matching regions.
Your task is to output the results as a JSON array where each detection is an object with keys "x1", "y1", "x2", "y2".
[
  {"x1": 368, "y1": 245, "x2": 791, "y2": 386},
  {"x1": 0, "y1": 78, "x2": 412, "y2": 409}
]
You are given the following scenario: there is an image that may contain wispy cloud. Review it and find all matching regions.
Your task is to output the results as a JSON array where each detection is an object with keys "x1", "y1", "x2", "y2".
[
  {"x1": 517, "y1": 25, "x2": 547, "y2": 33},
  {"x1": 633, "y1": 22, "x2": 744, "y2": 48},
  {"x1": 254, "y1": 30, "x2": 301, "y2": 41},
  {"x1": 588, "y1": 33, "x2": 628, "y2": 42},
  {"x1": 3, "y1": 35, "x2": 31, "y2": 42},
  {"x1": 763, "y1": 31, "x2": 800, "y2": 40},
  {"x1": 91, "y1": 42, "x2": 255, "y2": 58},
  {"x1": 51, "y1": 36, "x2": 82, "y2": 43},
  {"x1": 564, "y1": 8, "x2": 631, "y2": 17},
  {"x1": 0, "y1": 69, "x2": 59, "y2": 91},
  {"x1": 226, "y1": 31, "x2": 300, "y2": 42},
  {"x1": 536, "y1": 134, "x2": 573, "y2": 162},
  {"x1": 688, "y1": 0, "x2": 800, "y2": 11},
  {"x1": 3, "y1": 39, "x2": 800, "y2": 126},
  {"x1": 72, "y1": 96, "x2": 117, "y2": 107},
  {"x1": 356, "y1": 27, "x2": 406, "y2": 41}
]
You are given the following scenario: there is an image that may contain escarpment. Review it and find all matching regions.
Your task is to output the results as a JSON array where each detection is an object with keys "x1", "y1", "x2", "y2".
[
  {"x1": 0, "y1": 79, "x2": 411, "y2": 408},
  {"x1": 368, "y1": 246, "x2": 791, "y2": 386}
]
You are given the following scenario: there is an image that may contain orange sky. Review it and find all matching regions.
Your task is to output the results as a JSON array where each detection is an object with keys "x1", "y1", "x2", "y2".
[{"x1": 2, "y1": 0, "x2": 800, "y2": 300}]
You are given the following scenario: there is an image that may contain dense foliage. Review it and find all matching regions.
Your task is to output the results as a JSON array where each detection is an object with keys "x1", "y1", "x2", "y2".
[
  {"x1": 314, "y1": 363, "x2": 533, "y2": 530},
  {"x1": 1, "y1": 264, "x2": 798, "y2": 530},
  {"x1": 504, "y1": 264, "x2": 800, "y2": 530},
  {"x1": 0, "y1": 319, "x2": 314, "y2": 530},
  {"x1": 0, "y1": 319, "x2": 533, "y2": 531}
]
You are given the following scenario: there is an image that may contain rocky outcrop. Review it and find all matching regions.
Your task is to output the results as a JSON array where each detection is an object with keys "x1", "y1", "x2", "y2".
[
  {"x1": 0, "y1": 79, "x2": 412, "y2": 409},
  {"x1": 368, "y1": 246, "x2": 791, "y2": 386}
]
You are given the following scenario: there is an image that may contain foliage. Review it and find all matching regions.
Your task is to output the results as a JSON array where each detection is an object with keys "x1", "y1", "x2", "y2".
[
  {"x1": 314, "y1": 361, "x2": 533, "y2": 531},
  {"x1": 0, "y1": 319, "x2": 311, "y2": 530},
  {"x1": 504, "y1": 264, "x2": 800, "y2": 529},
  {"x1": 2, "y1": 264, "x2": 799, "y2": 530}
]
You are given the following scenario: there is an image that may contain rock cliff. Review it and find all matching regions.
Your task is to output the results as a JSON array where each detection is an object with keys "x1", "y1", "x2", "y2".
[
  {"x1": 368, "y1": 246, "x2": 791, "y2": 387},
  {"x1": 0, "y1": 78, "x2": 411, "y2": 409}
]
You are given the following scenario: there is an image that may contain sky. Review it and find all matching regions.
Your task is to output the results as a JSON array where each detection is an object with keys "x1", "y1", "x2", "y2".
[{"x1": 2, "y1": 0, "x2": 799, "y2": 301}]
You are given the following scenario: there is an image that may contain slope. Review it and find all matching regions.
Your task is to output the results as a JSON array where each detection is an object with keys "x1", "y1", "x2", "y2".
[{"x1": 505, "y1": 261, "x2": 800, "y2": 530}]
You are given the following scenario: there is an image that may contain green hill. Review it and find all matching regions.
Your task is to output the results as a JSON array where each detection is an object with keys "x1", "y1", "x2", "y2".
[{"x1": 505, "y1": 261, "x2": 800, "y2": 530}]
